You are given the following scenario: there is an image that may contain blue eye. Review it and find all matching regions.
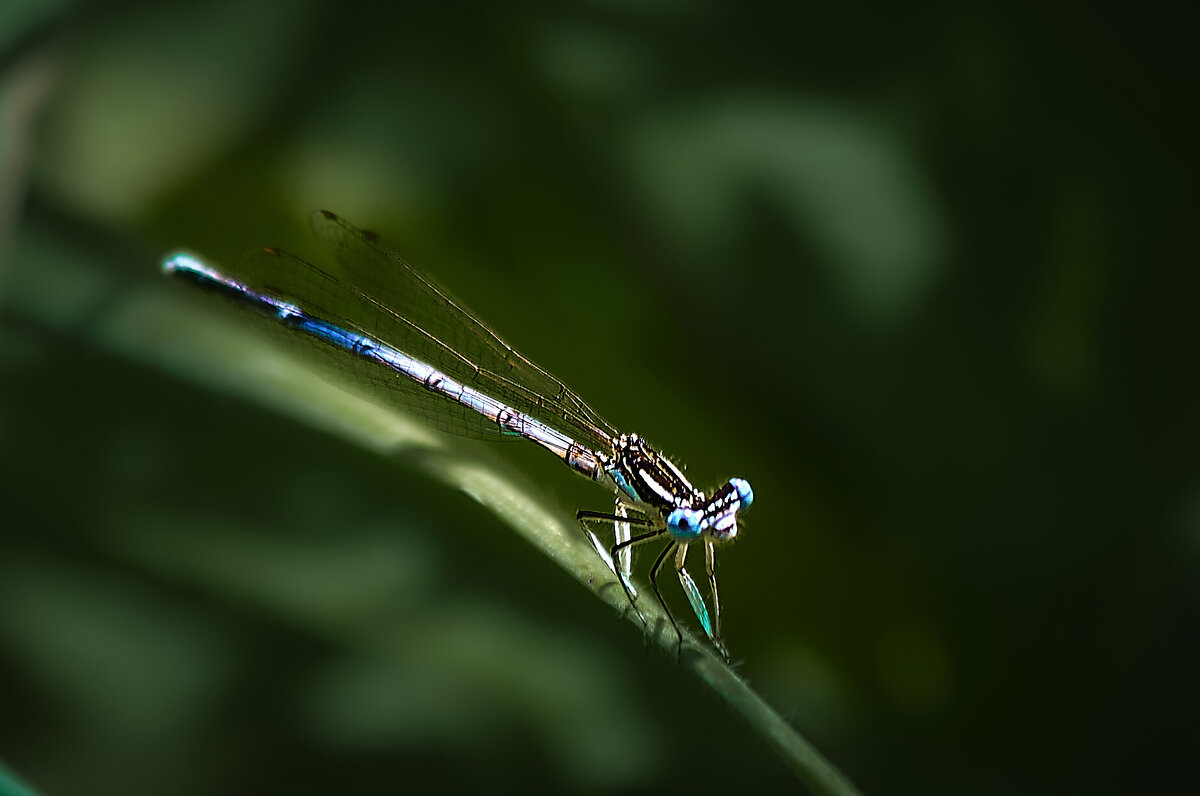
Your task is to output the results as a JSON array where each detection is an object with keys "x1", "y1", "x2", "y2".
[
  {"x1": 730, "y1": 477, "x2": 753, "y2": 512},
  {"x1": 666, "y1": 507, "x2": 703, "y2": 540}
]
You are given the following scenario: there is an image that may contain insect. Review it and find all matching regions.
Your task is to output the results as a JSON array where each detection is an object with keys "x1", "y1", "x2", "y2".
[{"x1": 164, "y1": 210, "x2": 753, "y2": 659}]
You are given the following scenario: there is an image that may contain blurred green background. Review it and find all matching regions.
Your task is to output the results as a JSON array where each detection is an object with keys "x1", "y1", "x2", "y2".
[{"x1": 1, "y1": 0, "x2": 1196, "y2": 793}]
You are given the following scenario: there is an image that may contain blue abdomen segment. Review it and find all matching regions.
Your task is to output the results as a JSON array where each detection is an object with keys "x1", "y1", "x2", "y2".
[{"x1": 293, "y1": 316, "x2": 367, "y2": 352}]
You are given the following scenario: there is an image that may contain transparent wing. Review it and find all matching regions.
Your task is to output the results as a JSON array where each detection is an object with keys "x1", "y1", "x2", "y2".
[
  {"x1": 310, "y1": 210, "x2": 616, "y2": 451},
  {"x1": 222, "y1": 212, "x2": 617, "y2": 452}
]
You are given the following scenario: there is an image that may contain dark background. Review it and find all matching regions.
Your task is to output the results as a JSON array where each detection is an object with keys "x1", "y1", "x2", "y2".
[{"x1": 1, "y1": 1, "x2": 1196, "y2": 793}]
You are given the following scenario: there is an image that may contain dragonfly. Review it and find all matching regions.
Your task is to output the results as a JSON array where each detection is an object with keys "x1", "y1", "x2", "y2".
[{"x1": 162, "y1": 210, "x2": 754, "y2": 660}]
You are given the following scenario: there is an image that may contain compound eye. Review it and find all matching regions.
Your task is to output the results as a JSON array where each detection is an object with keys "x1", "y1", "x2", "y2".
[
  {"x1": 666, "y1": 507, "x2": 703, "y2": 540},
  {"x1": 729, "y1": 477, "x2": 753, "y2": 512}
]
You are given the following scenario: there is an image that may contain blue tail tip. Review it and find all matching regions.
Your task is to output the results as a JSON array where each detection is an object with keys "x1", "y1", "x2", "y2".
[{"x1": 161, "y1": 250, "x2": 208, "y2": 276}]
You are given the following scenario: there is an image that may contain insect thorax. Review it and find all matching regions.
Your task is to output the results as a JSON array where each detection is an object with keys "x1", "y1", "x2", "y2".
[{"x1": 607, "y1": 433, "x2": 703, "y2": 511}]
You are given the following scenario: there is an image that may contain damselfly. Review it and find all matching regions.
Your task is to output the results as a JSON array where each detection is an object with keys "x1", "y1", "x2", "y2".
[{"x1": 163, "y1": 210, "x2": 753, "y2": 660}]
